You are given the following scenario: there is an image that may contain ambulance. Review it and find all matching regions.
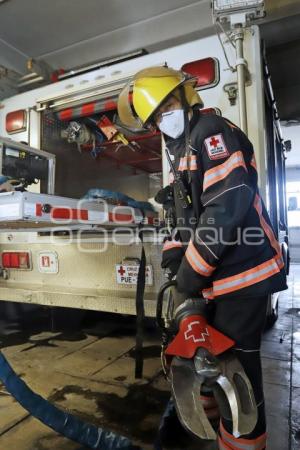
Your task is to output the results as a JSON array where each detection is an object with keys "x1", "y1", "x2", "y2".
[{"x1": 0, "y1": 13, "x2": 289, "y2": 324}]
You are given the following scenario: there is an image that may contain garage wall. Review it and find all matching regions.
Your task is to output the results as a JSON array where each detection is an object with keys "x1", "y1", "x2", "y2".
[{"x1": 284, "y1": 128, "x2": 300, "y2": 262}]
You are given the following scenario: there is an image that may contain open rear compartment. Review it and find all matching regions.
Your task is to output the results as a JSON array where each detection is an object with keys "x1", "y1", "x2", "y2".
[
  {"x1": 0, "y1": 56, "x2": 221, "y2": 314},
  {"x1": 0, "y1": 96, "x2": 165, "y2": 316},
  {"x1": 41, "y1": 100, "x2": 163, "y2": 206},
  {"x1": 38, "y1": 54, "x2": 221, "y2": 206}
]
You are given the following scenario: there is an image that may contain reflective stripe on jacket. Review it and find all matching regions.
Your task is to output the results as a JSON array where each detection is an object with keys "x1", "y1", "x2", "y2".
[{"x1": 166, "y1": 111, "x2": 287, "y2": 299}]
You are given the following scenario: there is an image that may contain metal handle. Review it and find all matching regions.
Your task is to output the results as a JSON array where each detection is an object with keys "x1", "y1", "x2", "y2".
[
  {"x1": 121, "y1": 257, "x2": 141, "y2": 265},
  {"x1": 156, "y1": 280, "x2": 177, "y2": 331},
  {"x1": 234, "y1": 27, "x2": 248, "y2": 135}
]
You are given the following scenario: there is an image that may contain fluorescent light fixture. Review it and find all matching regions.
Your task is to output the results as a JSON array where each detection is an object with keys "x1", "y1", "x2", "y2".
[
  {"x1": 213, "y1": 0, "x2": 264, "y2": 13},
  {"x1": 213, "y1": 0, "x2": 264, "y2": 24}
]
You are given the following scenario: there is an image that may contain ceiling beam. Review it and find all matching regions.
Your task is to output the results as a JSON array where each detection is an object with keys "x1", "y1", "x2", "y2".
[
  {"x1": 0, "y1": 37, "x2": 28, "y2": 74},
  {"x1": 37, "y1": 1, "x2": 214, "y2": 69},
  {"x1": 265, "y1": 0, "x2": 300, "y2": 21}
]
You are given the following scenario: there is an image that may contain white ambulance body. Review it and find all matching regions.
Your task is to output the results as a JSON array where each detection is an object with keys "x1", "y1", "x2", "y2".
[{"x1": 0, "y1": 26, "x2": 288, "y2": 317}]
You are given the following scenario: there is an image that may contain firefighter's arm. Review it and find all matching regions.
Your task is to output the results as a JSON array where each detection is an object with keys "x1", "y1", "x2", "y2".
[
  {"x1": 176, "y1": 120, "x2": 254, "y2": 294},
  {"x1": 161, "y1": 235, "x2": 184, "y2": 278}
]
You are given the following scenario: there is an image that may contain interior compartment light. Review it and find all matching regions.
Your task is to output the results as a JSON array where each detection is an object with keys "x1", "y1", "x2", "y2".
[
  {"x1": 213, "y1": 0, "x2": 264, "y2": 13},
  {"x1": 213, "y1": 0, "x2": 264, "y2": 22}
]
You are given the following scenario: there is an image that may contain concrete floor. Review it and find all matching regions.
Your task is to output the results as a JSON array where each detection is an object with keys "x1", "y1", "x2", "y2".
[{"x1": 0, "y1": 266, "x2": 299, "y2": 450}]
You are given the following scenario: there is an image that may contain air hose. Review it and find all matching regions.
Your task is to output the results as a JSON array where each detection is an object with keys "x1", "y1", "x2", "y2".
[{"x1": 0, "y1": 351, "x2": 140, "y2": 450}]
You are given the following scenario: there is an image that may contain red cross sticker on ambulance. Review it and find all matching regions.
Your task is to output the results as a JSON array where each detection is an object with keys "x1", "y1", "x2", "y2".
[{"x1": 204, "y1": 134, "x2": 229, "y2": 160}]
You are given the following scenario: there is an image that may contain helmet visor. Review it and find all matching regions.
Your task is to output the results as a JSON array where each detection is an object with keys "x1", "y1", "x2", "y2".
[{"x1": 117, "y1": 80, "x2": 145, "y2": 131}]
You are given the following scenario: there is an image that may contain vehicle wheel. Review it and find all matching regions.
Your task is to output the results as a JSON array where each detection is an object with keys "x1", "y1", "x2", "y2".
[
  {"x1": 50, "y1": 307, "x2": 86, "y2": 332},
  {"x1": 285, "y1": 247, "x2": 290, "y2": 276},
  {"x1": 144, "y1": 317, "x2": 158, "y2": 331},
  {"x1": 281, "y1": 241, "x2": 290, "y2": 275},
  {"x1": 265, "y1": 296, "x2": 279, "y2": 330}
]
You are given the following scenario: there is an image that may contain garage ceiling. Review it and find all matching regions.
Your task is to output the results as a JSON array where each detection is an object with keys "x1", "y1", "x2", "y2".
[
  {"x1": 0, "y1": 0, "x2": 300, "y2": 120},
  {"x1": 0, "y1": 0, "x2": 201, "y2": 57},
  {"x1": 0, "y1": 0, "x2": 214, "y2": 73},
  {"x1": 0, "y1": 0, "x2": 209, "y2": 58}
]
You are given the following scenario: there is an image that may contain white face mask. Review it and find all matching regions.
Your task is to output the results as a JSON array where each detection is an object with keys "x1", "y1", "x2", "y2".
[{"x1": 158, "y1": 109, "x2": 185, "y2": 139}]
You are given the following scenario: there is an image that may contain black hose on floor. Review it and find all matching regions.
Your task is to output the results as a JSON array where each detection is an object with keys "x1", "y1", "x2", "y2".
[{"x1": 0, "y1": 352, "x2": 140, "y2": 450}]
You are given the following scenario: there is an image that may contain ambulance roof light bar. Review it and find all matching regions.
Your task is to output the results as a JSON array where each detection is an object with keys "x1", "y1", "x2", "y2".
[{"x1": 212, "y1": 0, "x2": 265, "y2": 27}]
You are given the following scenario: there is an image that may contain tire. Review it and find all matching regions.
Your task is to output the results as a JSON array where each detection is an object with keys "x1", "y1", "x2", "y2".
[
  {"x1": 282, "y1": 241, "x2": 290, "y2": 275},
  {"x1": 265, "y1": 294, "x2": 279, "y2": 330}
]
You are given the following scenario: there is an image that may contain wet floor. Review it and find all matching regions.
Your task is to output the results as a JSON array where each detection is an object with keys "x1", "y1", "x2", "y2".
[
  {"x1": 0, "y1": 266, "x2": 299, "y2": 450},
  {"x1": 261, "y1": 265, "x2": 300, "y2": 450}
]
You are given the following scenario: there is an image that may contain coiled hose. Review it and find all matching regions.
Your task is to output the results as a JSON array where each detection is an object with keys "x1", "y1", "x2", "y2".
[{"x1": 0, "y1": 351, "x2": 140, "y2": 449}]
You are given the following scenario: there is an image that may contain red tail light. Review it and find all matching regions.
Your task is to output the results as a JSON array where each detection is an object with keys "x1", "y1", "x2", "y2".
[
  {"x1": 182, "y1": 57, "x2": 219, "y2": 89},
  {"x1": 2, "y1": 252, "x2": 31, "y2": 269},
  {"x1": 5, "y1": 110, "x2": 27, "y2": 134}
]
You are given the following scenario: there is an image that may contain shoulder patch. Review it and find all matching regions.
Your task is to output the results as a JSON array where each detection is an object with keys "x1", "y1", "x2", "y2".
[{"x1": 204, "y1": 134, "x2": 229, "y2": 160}]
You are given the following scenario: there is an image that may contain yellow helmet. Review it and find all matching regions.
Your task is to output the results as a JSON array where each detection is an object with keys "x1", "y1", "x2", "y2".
[{"x1": 117, "y1": 66, "x2": 203, "y2": 130}]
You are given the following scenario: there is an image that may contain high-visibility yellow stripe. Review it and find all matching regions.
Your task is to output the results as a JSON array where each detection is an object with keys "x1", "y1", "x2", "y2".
[{"x1": 203, "y1": 151, "x2": 247, "y2": 191}]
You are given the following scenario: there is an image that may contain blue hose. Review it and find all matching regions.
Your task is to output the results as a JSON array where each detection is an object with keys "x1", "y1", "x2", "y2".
[{"x1": 0, "y1": 352, "x2": 140, "y2": 449}]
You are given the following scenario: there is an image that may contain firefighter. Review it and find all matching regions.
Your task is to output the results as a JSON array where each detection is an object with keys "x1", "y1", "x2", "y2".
[{"x1": 118, "y1": 66, "x2": 287, "y2": 449}]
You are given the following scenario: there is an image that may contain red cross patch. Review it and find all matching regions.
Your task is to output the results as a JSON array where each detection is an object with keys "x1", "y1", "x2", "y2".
[{"x1": 204, "y1": 134, "x2": 229, "y2": 160}]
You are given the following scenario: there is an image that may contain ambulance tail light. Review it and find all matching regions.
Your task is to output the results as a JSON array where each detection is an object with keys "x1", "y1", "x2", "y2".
[
  {"x1": 5, "y1": 110, "x2": 27, "y2": 134},
  {"x1": 2, "y1": 252, "x2": 31, "y2": 270},
  {"x1": 182, "y1": 58, "x2": 219, "y2": 90}
]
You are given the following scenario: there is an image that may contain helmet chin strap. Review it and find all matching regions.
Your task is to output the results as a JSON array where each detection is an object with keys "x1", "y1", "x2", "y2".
[{"x1": 179, "y1": 86, "x2": 192, "y2": 183}]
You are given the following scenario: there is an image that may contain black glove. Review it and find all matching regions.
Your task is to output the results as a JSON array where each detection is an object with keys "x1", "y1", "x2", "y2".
[
  {"x1": 176, "y1": 261, "x2": 211, "y2": 296},
  {"x1": 155, "y1": 185, "x2": 174, "y2": 208},
  {"x1": 161, "y1": 236, "x2": 184, "y2": 279},
  {"x1": 155, "y1": 185, "x2": 177, "y2": 229}
]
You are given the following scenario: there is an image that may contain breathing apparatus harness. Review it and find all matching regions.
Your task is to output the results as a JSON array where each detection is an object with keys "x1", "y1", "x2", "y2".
[{"x1": 164, "y1": 85, "x2": 193, "y2": 211}]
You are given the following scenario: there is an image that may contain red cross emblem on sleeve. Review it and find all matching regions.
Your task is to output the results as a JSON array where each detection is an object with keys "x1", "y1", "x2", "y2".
[{"x1": 204, "y1": 133, "x2": 229, "y2": 160}]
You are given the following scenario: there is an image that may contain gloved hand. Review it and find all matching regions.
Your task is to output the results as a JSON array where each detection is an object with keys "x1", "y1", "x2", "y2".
[
  {"x1": 161, "y1": 236, "x2": 184, "y2": 279},
  {"x1": 155, "y1": 185, "x2": 174, "y2": 208},
  {"x1": 176, "y1": 261, "x2": 211, "y2": 296},
  {"x1": 155, "y1": 185, "x2": 177, "y2": 230}
]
